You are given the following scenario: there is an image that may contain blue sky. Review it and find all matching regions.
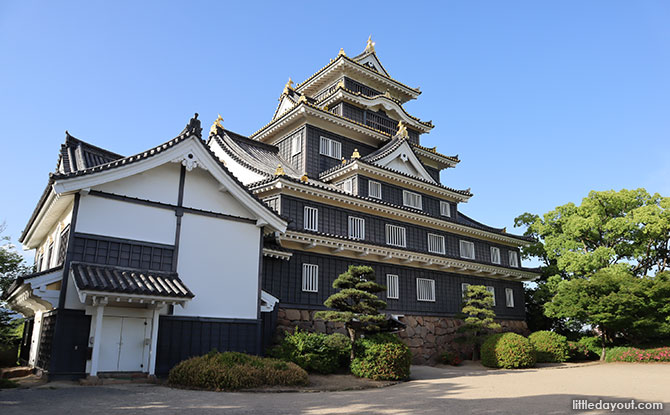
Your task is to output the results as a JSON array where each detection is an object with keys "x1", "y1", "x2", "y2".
[{"x1": 1, "y1": 1, "x2": 669, "y2": 261}]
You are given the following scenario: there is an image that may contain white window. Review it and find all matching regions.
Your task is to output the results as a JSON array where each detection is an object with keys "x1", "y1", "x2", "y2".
[
  {"x1": 339, "y1": 177, "x2": 354, "y2": 194},
  {"x1": 319, "y1": 136, "x2": 342, "y2": 159},
  {"x1": 490, "y1": 247, "x2": 501, "y2": 264},
  {"x1": 386, "y1": 274, "x2": 399, "y2": 299},
  {"x1": 486, "y1": 286, "x2": 496, "y2": 306},
  {"x1": 304, "y1": 206, "x2": 318, "y2": 231},
  {"x1": 505, "y1": 288, "x2": 515, "y2": 307},
  {"x1": 402, "y1": 190, "x2": 422, "y2": 209},
  {"x1": 368, "y1": 180, "x2": 382, "y2": 199},
  {"x1": 509, "y1": 251, "x2": 519, "y2": 268},
  {"x1": 416, "y1": 278, "x2": 435, "y2": 302},
  {"x1": 427, "y1": 233, "x2": 445, "y2": 255},
  {"x1": 461, "y1": 283, "x2": 470, "y2": 299},
  {"x1": 302, "y1": 264, "x2": 319, "y2": 292},
  {"x1": 440, "y1": 201, "x2": 451, "y2": 217},
  {"x1": 348, "y1": 216, "x2": 365, "y2": 240},
  {"x1": 291, "y1": 134, "x2": 301, "y2": 157},
  {"x1": 385, "y1": 224, "x2": 406, "y2": 247},
  {"x1": 459, "y1": 240, "x2": 475, "y2": 260}
]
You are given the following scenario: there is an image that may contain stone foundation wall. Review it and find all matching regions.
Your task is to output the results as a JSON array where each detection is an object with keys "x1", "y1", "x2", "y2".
[{"x1": 275, "y1": 308, "x2": 529, "y2": 365}]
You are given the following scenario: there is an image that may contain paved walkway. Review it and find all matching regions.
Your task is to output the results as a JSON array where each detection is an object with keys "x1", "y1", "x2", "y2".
[{"x1": 1, "y1": 362, "x2": 668, "y2": 414}]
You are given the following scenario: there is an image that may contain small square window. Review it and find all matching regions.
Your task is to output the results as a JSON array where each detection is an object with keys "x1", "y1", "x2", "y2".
[
  {"x1": 417, "y1": 278, "x2": 435, "y2": 302},
  {"x1": 459, "y1": 240, "x2": 475, "y2": 260},
  {"x1": 348, "y1": 216, "x2": 365, "y2": 240},
  {"x1": 509, "y1": 251, "x2": 519, "y2": 268},
  {"x1": 385, "y1": 224, "x2": 406, "y2": 247},
  {"x1": 387, "y1": 274, "x2": 399, "y2": 299},
  {"x1": 302, "y1": 264, "x2": 319, "y2": 292},
  {"x1": 505, "y1": 288, "x2": 515, "y2": 308},
  {"x1": 304, "y1": 206, "x2": 318, "y2": 232},
  {"x1": 490, "y1": 247, "x2": 501, "y2": 264},
  {"x1": 319, "y1": 136, "x2": 342, "y2": 159},
  {"x1": 368, "y1": 180, "x2": 382, "y2": 199},
  {"x1": 486, "y1": 286, "x2": 496, "y2": 306},
  {"x1": 402, "y1": 190, "x2": 422, "y2": 210},
  {"x1": 440, "y1": 201, "x2": 451, "y2": 217},
  {"x1": 427, "y1": 233, "x2": 445, "y2": 255}
]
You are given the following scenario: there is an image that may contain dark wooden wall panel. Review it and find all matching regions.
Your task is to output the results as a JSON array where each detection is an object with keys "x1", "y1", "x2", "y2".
[
  {"x1": 155, "y1": 316, "x2": 261, "y2": 375},
  {"x1": 71, "y1": 233, "x2": 175, "y2": 272},
  {"x1": 263, "y1": 251, "x2": 525, "y2": 320}
]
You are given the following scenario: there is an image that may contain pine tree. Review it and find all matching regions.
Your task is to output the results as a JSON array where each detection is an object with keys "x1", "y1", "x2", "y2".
[
  {"x1": 458, "y1": 285, "x2": 500, "y2": 360},
  {"x1": 315, "y1": 265, "x2": 387, "y2": 360}
]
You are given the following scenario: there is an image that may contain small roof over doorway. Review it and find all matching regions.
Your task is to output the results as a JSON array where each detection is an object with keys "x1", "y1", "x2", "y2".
[{"x1": 71, "y1": 262, "x2": 194, "y2": 307}]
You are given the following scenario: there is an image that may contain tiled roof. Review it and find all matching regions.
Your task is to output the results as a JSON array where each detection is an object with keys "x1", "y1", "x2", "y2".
[
  {"x1": 209, "y1": 129, "x2": 301, "y2": 179},
  {"x1": 249, "y1": 175, "x2": 531, "y2": 243},
  {"x1": 71, "y1": 262, "x2": 194, "y2": 298},
  {"x1": 57, "y1": 132, "x2": 124, "y2": 174},
  {"x1": 319, "y1": 156, "x2": 472, "y2": 197}
]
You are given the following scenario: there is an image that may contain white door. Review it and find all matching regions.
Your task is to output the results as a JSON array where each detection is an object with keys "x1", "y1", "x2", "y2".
[{"x1": 98, "y1": 316, "x2": 149, "y2": 372}]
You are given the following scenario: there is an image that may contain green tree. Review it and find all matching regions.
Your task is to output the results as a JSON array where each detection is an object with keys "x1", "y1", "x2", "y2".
[
  {"x1": 315, "y1": 265, "x2": 387, "y2": 361},
  {"x1": 0, "y1": 223, "x2": 32, "y2": 345},
  {"x1": 515, "y1": 189, "x2": 670, "y2": 335},
  {"x1": 457, "y1": 285, "x2": 500, "y2": 360},
  {"x1": 545, "y1": 267, "x2": 670, "y2": 360}
]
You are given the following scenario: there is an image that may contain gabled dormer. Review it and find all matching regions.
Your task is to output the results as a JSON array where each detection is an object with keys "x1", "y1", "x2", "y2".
[
  {"x1": 351, "y1": 36, "x2": 391, "y2": 78},
  {"x1": 363, "y1": 133, "x2": 437, "y2": 184}
]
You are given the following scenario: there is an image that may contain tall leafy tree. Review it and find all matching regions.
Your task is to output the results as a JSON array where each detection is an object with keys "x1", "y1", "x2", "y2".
[
  {"x1": 457, "y1": 285, "x2": 500, "y2": 360},
  {"x1": 515, "y1": 189, "x2": 670, "y2": 335},
  {"x1": 0, "y1": 223, "x2": 32, "y2": 345},
  {"x1": 315, "y1": 265, "x2": 387, "y2": 360},
  {"x1": 545, "y1": 267, "x2": 670, "y2": 359}
]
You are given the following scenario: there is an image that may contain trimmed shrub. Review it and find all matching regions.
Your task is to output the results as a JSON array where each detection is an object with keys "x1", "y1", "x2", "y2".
[
  {"x1": 441, "y1": 350, "x2": 462, "y2": 366},
  {"x1": 528, "y1": 331, "x2": 569, "y2": 363},
  {"x1": 269, "y1": 328, "x2": 351, "y2": 374},
  {"x1": 567, "y1": 341, "x2": 599, "y2": 361},
  {"x1": 481, "y1": 333, "x2": 536, "y2": 369},
  {"x1": 605, "y1": 346, "x2": 670, "y2": 363},
  {"x1": 351, "y1": 333, "x2": 411, "y2": 381},
  {"x1": 168, "y1": 351, "x2": 308, "y2": 391},
  {"x1": 577, "y1": 336, "x2": 603, "y2": 358}
]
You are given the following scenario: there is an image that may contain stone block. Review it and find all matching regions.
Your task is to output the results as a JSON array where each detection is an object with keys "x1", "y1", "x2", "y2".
[{"x1": 285, "y1": 309, "x2": 301, "y2": 321}]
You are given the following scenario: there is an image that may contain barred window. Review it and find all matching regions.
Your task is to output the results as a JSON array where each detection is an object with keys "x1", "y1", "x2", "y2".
[
  {"x1": 291, "y1": 134, "x2": 302, "y2": 157},
  {"x1": 402, "y1": 190, "x2": 422, "y2": 209},
  {"x1": 348, "y1": 216, "x2": 365, "y2": 240},
  {"x1": 440, "y1": 201, "x2": 451, "y2": 217},
  {"x1": 57, "y1": 225, "x2": 70, "y2": 265},
  {"x1": 319, "y1": 136, "x2": 342, "y2": 159},
  {"x1": 486, "y1": 286, "x2": 496, "y2": 306},
  {"x1": 509, "y1": 251, "x2": 519, "y2": 268},
  {"x1": 302, "y1": 264, "x2": 319, "y2": 292},
  {"x1": 385, "y1": 224, "x2": 406, "y2": 247},
  {"x1": 416, "y1": 278, "x2": 435, "y2": 302},
  {"x1": 304, "y1": 206, "x2": 318, "y2": 231},
  {"x1": 386, "y1": 274, "x2": 399, "y2": 299},
  {"x1": 368, "y1": 180, "x2": 382, "y2": 199},
  {"x1": 490, "y1": 247, "x2": 501, "y2": 264},
  {"x1": 505, "y1": 288, "x2": 515, "y2": 307},
  {"x1": 427, "y1": 233, "x2": 445, "y2": 254},
  {"x1": 459, "y1": 240, "x2": 475, "y2": 260}
]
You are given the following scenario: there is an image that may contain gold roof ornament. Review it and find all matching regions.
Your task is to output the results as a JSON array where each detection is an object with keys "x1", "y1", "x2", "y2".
[
  {"x1": 396, "y1": 120, "x2": 409, "y2": 139},
  {"x1": 351, "y1": 148, "x2": 361, "y2": 159},
  {"x1": 210, "y1": 114, "x2": 224, "y2": 135},
  {"x1": 338, "y1": 48, "x2": 346, "y2": 57},
  {"x1": 384, "y1": 90, "x2": 392, "y2": 99},
  {"x1": 300, "y1": 174, "x2": 309, "y2": 182},
  {"x1": 365, "y1": 35, "x2": 376, "y2": 54},
  {"x1": 298, "y1": 94, "x2": 308, "y2": 103},
  {"x1": 274, "y1": 164, "x2": 285, "y2": 176},
  {"x1": 341, "y1": 157, "x2": 347, "y2": 165},
  {"x1": 502, "y1": 227, "x2": 507, "y2": 233},
  {"x1": 336, "y1": 79, "x2": 345, "y2": 89},
  {"x1": 322, "y1": 105, "x2": 329, "y2": 111},
  {"x1": 283, "y1": 77, "x2": 294, "y2": 95}
]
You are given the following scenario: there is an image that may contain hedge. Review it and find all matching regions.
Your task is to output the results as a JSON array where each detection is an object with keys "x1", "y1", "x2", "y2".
[
  {"x1": 168, "y1": 351, "x2": 308, "y2": 391},
  {"x1": 528, "y1": 331, "x2": 569, "y2": 363},
  {"x1": 351, "y1": 333, "x2": 411, "y2": 381},
  {"x1": 269, "y1": 328, "x2": 351, "y2": 374},
  {"x1": 481, "y1": 332, "x2": 536, "y2": 369},
  {"x1": 605, "y1": 347, "x2": 670, "y2": 363}
]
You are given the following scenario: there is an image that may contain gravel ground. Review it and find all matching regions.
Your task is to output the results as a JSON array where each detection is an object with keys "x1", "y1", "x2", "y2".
[{"x1": 1, "y1": 362, "x2": 668, "y2": 414}]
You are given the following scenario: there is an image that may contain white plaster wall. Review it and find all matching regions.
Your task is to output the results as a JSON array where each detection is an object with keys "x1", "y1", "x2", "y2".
[
  {"x1": 63, "y1": 272, "x2": 85, "y2": 310},
  {"x1": 35, "y1": 205, "x2": 74, "y2": 270},
  {"x1": 76, "y1": 195, "x2": 176, "y2": 245},
  {"x1": 386, "y1": 158, "x2": 421, "y2": 177},
  {"x1": 175, "y1": 213, "x2": 260, "y2": 319},
  {"x1": 92, "y1": 163, "x2": 181, "y2": 205},
  {"x1": 182, "y1": 168, "x2": 254, "y2": 218}
]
